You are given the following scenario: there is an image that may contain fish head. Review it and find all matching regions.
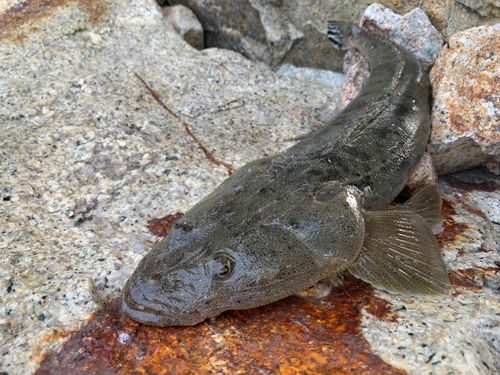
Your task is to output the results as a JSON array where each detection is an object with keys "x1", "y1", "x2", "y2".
[
  {"x1": 122, "y1": 185, "x2": 365, "y2": 326},
  {"x1": 121, "y1": 218, "x2": 322, "y2": 326}
]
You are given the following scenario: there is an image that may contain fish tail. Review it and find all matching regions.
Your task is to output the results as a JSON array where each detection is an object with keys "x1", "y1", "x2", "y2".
[{"x1": 327, "y1": 22, "x2": 362, "y2": 50}]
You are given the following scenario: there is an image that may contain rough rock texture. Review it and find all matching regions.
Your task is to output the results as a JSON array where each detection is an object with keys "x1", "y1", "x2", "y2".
[
  {"x1": 0, "y1": 0, "x2": 340, "y2": 373},
  {"x1": 340, "y1": 48, "x2": 370, "y2": 110},
  {"x1": 404, "y1": 152, "x2": 439, "y2": 196},
  {"x1": 361, "y1": 4, "x2": 444, "y2": 71},
  {"x1": 456, "y1": 0, "x2": 500, "y2": 18},
  {"x1": 428, "y1": 24, "x2": 500, "y2": 175},
  {"x1": 1, "y1": 1, "x2": 500, "y2": 375},
  {"x1": 166, "y1": 0, "x2": 497, "y2": 71},
  {"x1": 168, "y1": 0, "x2": 305, "y2": 69},
  {"x1": 363, "y1": 167, "x2": 500, "y2": 375},
  {"x1": 276, "y1": 64, "x2": 346, "y2": 88},
  {"x1": 162, "y1": 4, "x2": 204, "y2": 50}
]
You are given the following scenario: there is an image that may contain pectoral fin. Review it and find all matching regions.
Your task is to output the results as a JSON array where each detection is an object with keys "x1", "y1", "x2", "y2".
[
  {"x1": 390, "y1": 183, "x2": 443, "y2": 233},
  {"x1": 348, "y1": 210, "x2": 452, "y2": 297}
]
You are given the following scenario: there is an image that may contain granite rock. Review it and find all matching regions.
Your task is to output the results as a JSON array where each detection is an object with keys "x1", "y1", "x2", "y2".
[
  {"x1": 276, "y1": 64, "x2": 346, "y2": 88},
  {"x1": 340, "y1": 48, "x2": 370, "y2": 110},
  {"x1": 404, "y1": 152, "x2": 439, "y2": 196},
  {"x1": 168, "y1": 0, "x2": 305, "y2": 69},
  {"x1": 162, "y1": 4, "x2": 204, "y2": 50},
  {"x1": 361, "y1": 3, "x2": 444, "y2": 70},
  {"x1": 0, "y1": 0, "x2": 340, "y2": 373},
  {"x1": 165, "y1": 0, "x2": 497, "y2": 72},
  {"x1": 1, "y1": 0, "x2": 500, "y2": 374},
  {"x1": 428, "y1": 24, "x2": 500, "y2": 175},
  {"x1": 456, "y1": 0, "x2": 500, "y2": 18}
]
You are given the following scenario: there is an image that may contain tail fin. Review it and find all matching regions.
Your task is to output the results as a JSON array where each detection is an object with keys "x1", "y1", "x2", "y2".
[{"x1": 327, "y1": 22, "x2": 361, "y2": 50}]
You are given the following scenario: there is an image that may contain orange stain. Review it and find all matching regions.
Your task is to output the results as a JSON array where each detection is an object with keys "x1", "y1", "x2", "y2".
[
  {"x1": 0, "y1": 0, "x2": 108, "y2": 43},
  {"x1": 146, "y1": 212, "x2": 184, "y2": 237},
  {"x1": 35, "y1": 277, "x2": 406, "y2": 374}
]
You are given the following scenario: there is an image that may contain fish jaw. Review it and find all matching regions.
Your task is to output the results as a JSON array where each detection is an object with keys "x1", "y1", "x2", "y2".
[
  {"x1": 121, "y1": 274, "x2": 210, "y2": 326},
  {"x1": 120, "y1": 242, "x2": 217, "y2": 326}
]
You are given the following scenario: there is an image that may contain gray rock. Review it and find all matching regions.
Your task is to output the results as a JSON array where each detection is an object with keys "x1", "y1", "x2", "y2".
[
  {"x1": 360, "y1": 3, "x2": 444, "y2": 70},
  {"x1": 276, "y1": 64, "x2": 346, "y2": 88},
  {"x1": 162, "y1": 4, "x2": 204, "y2": 50},
  {"x1": 428, "y1": 24, "x2": 500, "y2": 175},
  {"x1": 1, "y1": 0, "x2": 499, "y2": 374},
  {"x1": 0, "y1": 0, "x2": 340, "y2": 372},
  {"x1": 167, "y1": 0, "x2": 498, "y2": 72},
  {"x1": 168, "y1": 0, "x2": 305, "y2": 69},
  {"x1": 456, "y1": 0, "x2": 500, "y2": 18}
]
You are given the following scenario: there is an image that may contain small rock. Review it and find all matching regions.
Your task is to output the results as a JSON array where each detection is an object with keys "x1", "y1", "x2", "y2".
[
  {"x1": 169, "y1": 0, "x2": 304, "y2": 69},
  {"x1": 361, "y1": 4, "x2": 444, "y2": 70},
  {"x1": 340, "y1": 4, "x2": 443, "y2": 109},
  {"x1": 163, "y1": 5, "x2": 204, "y2": 50},
  {"x1": 276, "y1": 64, "x2": 346, "y2": 88},
  {"x1": 339, "y1": 49, "x2": 369, "y2": 110},
  {"x1": 428, "y1": 25, "x2": 500, "y2": 175}
]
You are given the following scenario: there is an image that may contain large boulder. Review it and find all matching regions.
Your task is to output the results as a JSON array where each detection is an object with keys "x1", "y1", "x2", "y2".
[
  {"x1": 0, "y1": 0, "x2": 339, "y2": 372},
  {"x1": 428, "y1": 24, "x2": 500, "y2": 175},
  {"x1": 167, "y1": 0, "x2": 498, "y2": 70}
]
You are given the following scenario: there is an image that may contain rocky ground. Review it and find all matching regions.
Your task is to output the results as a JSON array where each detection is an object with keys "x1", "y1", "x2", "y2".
[{"x1": 1, "y1": 0, "x2": 499, "y2": 374}]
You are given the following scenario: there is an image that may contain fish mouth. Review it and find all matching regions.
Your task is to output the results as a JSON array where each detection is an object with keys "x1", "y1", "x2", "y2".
[{"x1": 121, "y1": 274, "x2": 209, "y2": 327}]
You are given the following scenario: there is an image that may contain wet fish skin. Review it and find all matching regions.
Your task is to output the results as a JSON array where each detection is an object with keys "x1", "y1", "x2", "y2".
[{"x1": 121, "y1": 22, "x2": 452, "y2": 327}]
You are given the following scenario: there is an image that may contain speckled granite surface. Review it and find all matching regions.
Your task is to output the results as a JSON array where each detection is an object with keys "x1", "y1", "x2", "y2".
[
  {"x1": 362, "y1": 168, "x2": 500, "y2": 374},
  {"x1": 0, "y1": 0, "x2": 340, "y2": 373},
  {"x1": 1, "y1": 0, "x2": 499, "y2": 374}
]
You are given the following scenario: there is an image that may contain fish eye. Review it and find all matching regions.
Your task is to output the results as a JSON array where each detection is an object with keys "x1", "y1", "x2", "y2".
[{"x1": 206, "y1": 252, "x2": 235, "y2": 280}]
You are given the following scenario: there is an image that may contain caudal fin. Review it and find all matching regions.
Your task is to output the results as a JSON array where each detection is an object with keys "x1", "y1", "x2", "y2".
[
  {"x1": 327, "y1": 22, "x2": 361, "y2": 50},
  {"x1": 348, "y1": 210, "x2": 452, "y2": 297}
]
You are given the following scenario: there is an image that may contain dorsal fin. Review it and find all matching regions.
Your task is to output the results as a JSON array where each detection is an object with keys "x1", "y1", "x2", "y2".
[{"x1": 390, "y1": 183, "x2": 443, "y2": 233}]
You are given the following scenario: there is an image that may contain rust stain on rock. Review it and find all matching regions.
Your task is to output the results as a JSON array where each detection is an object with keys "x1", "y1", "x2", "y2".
[
  {"x1": 35, "y1": 277, "x2": 406, "y2": 374},
  {"x1": 146, "y1": 212, "x2": 184, "y2": 238},
  {"x1": 449, "y1": 272, "x2": 483, "y2": 293},
  {"x1": 441, "y1": 175, "x2": 500, "y2": 222},
  {"x1": 477, "y1": 266, "x2": 500, "y2": 279},
  {"x1": 0, "y1": 0, "x2": 108, "y2": 43},
  {"x1": 436, "y1": 198, "x2": 469, "y2": 249},
  {"x1": 449, "y1": 266, "x2": 500, "y2": 295}
]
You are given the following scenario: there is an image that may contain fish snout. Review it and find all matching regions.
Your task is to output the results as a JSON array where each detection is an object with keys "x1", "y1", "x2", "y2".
[{"x1": 121, "y1": 261, "x2": 212, "y2": 326}]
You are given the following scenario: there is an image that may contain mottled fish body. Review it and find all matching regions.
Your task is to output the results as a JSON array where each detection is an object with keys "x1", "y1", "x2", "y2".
[{"x1": 122, "y1": 23, "x2": 452, "y2": 326}]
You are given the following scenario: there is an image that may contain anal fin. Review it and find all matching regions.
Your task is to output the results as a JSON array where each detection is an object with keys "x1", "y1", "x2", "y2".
[{"x1": 348, "y1": 210, "x2": 452, "y2": 297}]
